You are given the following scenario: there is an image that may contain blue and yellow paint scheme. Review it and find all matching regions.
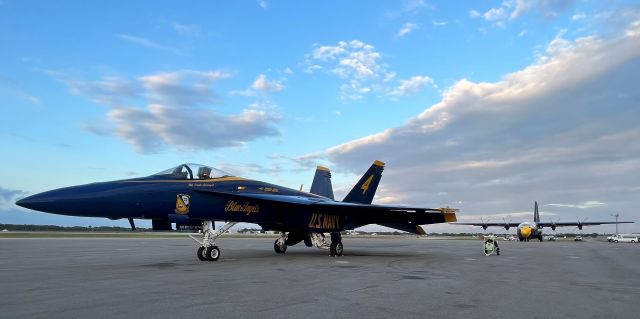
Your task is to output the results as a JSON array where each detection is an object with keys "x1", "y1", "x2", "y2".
[
  {"x1": 16, "y1": 162, "x2": 457, "y2": 236},
  {"x1": 453, "y1": 201, "x2": 631, "y2": 241}
]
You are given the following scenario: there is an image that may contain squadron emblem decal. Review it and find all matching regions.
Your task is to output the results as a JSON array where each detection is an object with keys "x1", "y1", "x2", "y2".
[{"x1": 174, "y1": 194, "x2": 191, "y2": 215}]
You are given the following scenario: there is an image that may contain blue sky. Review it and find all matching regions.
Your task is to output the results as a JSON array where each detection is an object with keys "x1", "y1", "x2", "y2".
[{"x1": 1, "y1": 0, "x2": 639, "y2": 233}]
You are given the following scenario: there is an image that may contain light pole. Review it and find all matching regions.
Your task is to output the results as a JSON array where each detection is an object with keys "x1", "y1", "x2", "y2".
[{"x1": 611, "y1": 213, "x2": 619, "y2": 235}]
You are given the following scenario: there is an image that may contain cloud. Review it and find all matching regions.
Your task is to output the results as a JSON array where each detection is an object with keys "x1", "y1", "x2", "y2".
[
  {"x1": 305, "y1": 65, "x2": 322, "y2": 74},
  {"x1": 55, "y1": 70, "x2": 233, "y2": 109},
  {"x1": 388, "y1": 75, "x2": 434, "y2": 97},
  {"x1": 116, "y1": 34, "x2": 161, "y2": 48},
  {"x1": 317, "y1": 21, "x2": 640, "y2": 230},
  {"x1": 546, "y1": 201, "x2": 605, "y2": 209},
  {"x1": 306, "y1": 40, "x2": 386, "y2": 100},
  {"x1": 57, "y1": 70, "x2": 281, "y2": 153},
  {"x1": 432, "y1": 21, "x2": 448, "y2": 27},
  {"x1": 230, "y1": 74, "x2": 285, "y2": 96},
  {"x1": 252, "y1": 74, "x2": 284, "y2": 92},
  {"x1": 0, "y1": 187, "x2": 28, "y2": 203},
  {"x1": 305, "y1": 40, "x2": 437, "y2": 101},
  {"x1": 61, "y1": 76, "x2": 139, "y2": 106},
  {"x1": 484, "y1": 7, "x2": 508, "y2": 21},
  {"x1": 216, "y1": 162, "x2": 284, "y2": 177},
  {"x1": 139, "y1": 70, "x2": 232, "y2": 106},
  {"x1": 172, "y1": 22, "x2": 200, "y2": 37},
  {"x1": 510, "y1": 0, "x2": 577, "y2": 20},
  {"x1": 257, "y1": 0, "x2": 267, "y2": 9},
  {"x1": 403, "y1": 0, "x2": 429, "y2": 12},
  {"x1": 308, "y1": 40, "x2": 383, "y2": 78},
  {"x1": 0, "y1": 75, "x2": 40, "y2": 104},
  {"x1": 0, "y1": 186, "x2": 29, "y2": 212},
  {"x1": 572, "y1": 12, "x2": 587, "y2": 21},
  {"x1": 115, "y1": 34, "x2": 179, "y2": 54},
  {"x1": 470, "y1": 0, "x2": 578, "y2": 28},
  {"x1": 397, "y1": 23, "x2": 419, "y2": 37},
  {"x1": 89, "y1": 102, "x2": 281, "y2": 153}
]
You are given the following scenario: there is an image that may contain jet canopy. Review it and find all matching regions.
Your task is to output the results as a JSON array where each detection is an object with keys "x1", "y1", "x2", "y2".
[{"x1": 152, "y1": 164, "x2": 231, "y2": 180}]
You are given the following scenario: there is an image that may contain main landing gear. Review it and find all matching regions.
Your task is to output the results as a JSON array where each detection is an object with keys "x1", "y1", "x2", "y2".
[
  {"x1": 189, "y1": 221, "x2": 237, "y2": 262},
  {"x1": 274, "y1": 232, "x2": 344, "y2": 256},
  {"x1": 329, "y1": 232, "x2": 343, "y2": 257}
]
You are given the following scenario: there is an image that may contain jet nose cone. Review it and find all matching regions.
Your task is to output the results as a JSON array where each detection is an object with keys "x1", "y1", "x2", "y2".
[
  {"x1": 16, "y1": 196, "x2": 33, "y2": 209},
  {"x1": 14, "y1": 184, "x2": 114, "y2": 216},
  {"x1": 15, "y1": 194, "x2": 48, "y2": 211}
]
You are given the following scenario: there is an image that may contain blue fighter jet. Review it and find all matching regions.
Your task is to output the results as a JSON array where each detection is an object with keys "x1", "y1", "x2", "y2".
[{"x1": 16, "y1": 161, "x2": 458, "y2": 261}]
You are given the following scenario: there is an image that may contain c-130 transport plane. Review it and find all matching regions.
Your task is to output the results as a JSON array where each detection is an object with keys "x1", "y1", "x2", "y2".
[
  {"x1": 16, "y1": 161, "x2": 458, "y2": 261},
  {"x1": 454, "y1": 202, "x2": 632, "y2": 241}
]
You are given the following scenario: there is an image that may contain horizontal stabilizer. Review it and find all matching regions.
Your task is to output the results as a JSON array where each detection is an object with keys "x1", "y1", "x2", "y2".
[{"x1": 380, "y1": 223, "x2": 426, "y2": 235}]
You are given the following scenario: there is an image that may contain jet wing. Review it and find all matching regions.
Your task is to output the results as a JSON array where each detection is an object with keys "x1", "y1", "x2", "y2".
[
  {"x1": 193, "y1": 189, "x2": 457, "y2": 232},
  {"x1": 454, "y1": 221, "x2": 634, "y2": 228},
  {"x1": 537, "y1": 221, "x2": 634, "y2": 227},
  {"x1": 454, "y1": 222, "x2": 521, "y2": 227}
]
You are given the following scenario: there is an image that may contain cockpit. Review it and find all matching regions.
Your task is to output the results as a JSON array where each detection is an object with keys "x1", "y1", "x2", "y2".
[
  {"x1": 151, "y1": 164, "x2": 232, "y2": 180},
  {"x1": 519, "y1": 221, "x2": 536, "y2": 228}
]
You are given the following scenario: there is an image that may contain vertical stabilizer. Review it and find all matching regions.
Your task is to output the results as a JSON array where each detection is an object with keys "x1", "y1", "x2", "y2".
[
  {"x1": 534, "y1": 201, "x2": 540, "y2": 223},
  {"x1": 343, "y1": 160, "x2": 385, "y2": 204},
  {"x1": 310, "y1": 166, "x2": 334, "y2": 200}
]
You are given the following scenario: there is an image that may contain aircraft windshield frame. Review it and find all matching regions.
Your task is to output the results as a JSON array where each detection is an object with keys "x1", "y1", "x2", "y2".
[{"x1": 152, "y1": 163, "x2": 231, "y2": 180}]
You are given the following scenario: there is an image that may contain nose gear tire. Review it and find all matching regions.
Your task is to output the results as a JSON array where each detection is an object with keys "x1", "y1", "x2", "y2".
[{"x1": 274, "y1": 240, "x2": 287, "y2": 254}]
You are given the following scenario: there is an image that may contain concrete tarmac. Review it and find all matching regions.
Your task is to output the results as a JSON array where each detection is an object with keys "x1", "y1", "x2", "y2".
[{"x1": 1, "y1": 237, "x2": 639, "y2": 319}]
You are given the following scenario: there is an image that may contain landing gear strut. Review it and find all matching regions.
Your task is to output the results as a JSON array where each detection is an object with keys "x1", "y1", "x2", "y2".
[
  {"x1": 189, "y1": 221, "x2": 237, "y2": 262},
  {"x1": 274, "y1": 232, "x2": 287, "y2": 254},
  {"x1": 275, "y1": 231, "x2": 345, "y2": 256}
]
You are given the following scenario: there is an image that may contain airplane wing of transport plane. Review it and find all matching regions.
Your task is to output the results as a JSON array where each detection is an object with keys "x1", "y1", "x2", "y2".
[
  {"x1": 16, "y1": 161, "x2": 458, "y2": 261},
  {"x1": 453, "y1": 202, "x2": 633, "y2": 242}
]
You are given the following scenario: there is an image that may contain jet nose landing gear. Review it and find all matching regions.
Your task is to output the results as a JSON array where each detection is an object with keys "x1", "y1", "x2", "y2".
[
  {"x1": 274, "y1": 232, "x2": 287, "y2": 254},
  {"x1": 189, "y1": 221, "x2": 237, "y2": 262}
]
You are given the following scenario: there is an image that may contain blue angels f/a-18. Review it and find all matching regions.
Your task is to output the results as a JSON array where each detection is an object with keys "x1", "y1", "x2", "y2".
[
  {"x1": 16, "y1": 161, "x2": 458, "y2": 261},
  {"x1": 454, "y1": 201, "x2": 632, "y2": 241}
]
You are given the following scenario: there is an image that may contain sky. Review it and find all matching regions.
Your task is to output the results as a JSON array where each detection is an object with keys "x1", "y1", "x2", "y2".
[{"x1": 1, "y1": 0, "x2": 639, "y2": 234}]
